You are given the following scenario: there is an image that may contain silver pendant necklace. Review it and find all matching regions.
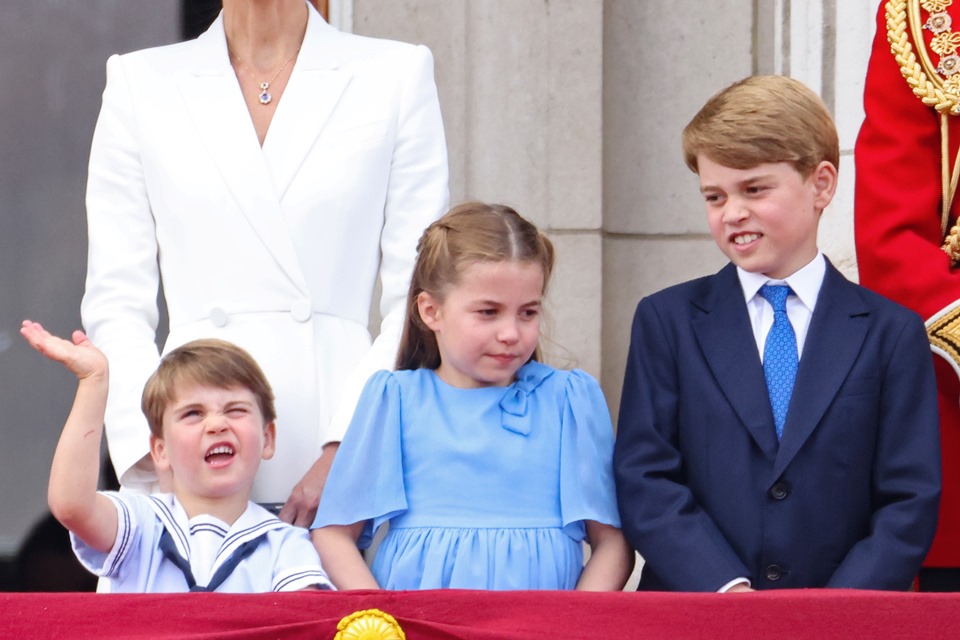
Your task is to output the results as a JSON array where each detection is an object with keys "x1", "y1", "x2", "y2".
[{"x1": 232, "y1": 46, "x2": 301, "y2": 105}]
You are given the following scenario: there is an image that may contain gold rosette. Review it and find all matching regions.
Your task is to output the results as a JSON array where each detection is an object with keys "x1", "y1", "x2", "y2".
[{"x1": 334, "y1": 609, "x2": 406, "y2": 640}]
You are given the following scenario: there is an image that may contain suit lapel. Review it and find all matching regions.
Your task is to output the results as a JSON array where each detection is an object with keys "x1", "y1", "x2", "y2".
[
  {"x1": 263, "y1": 9, "x2": 353, "y2": 200},
  {"x1": 772, "y1": 262, "x2": 869, "y2": 480},
  {"x1": 174, "y1": 13, "x2": 307, "y2": 291},
  {"x1": 692, "y1": 264, "x2": 779, "y2": 459}
]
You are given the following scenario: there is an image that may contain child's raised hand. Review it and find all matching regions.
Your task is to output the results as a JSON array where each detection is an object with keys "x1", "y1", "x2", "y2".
[{"x1": 20, "y1": 320, "x2": 108, "y2": 381}]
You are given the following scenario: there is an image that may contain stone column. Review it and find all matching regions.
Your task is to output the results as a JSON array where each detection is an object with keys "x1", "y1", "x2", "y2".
[{"x1": 353, "y1": 0, "x2": 606, "y2": 377}]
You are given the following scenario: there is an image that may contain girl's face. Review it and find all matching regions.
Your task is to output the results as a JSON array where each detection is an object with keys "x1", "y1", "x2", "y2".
[{"x1": 418, "y1": 259, "x2": 544, "y2": 388}]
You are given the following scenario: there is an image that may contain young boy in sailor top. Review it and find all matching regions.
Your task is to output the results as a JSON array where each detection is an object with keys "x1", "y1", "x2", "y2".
[{"x1": 21, "y1": 321, "x2": 332, "y2": 592}]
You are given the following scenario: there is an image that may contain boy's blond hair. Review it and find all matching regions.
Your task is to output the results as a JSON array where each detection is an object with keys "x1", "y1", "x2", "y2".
[
  {"x1": 141, "y1": 339, "x2": 276, "y2": 437},
  {"x1": 682, "y1": 75, "x2": 839, "y2": 177}
]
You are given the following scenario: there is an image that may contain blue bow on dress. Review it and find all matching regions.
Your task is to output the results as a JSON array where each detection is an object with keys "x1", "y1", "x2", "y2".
[{"x1": 499, "y1": 361, "x2": 554, "y2": 436}]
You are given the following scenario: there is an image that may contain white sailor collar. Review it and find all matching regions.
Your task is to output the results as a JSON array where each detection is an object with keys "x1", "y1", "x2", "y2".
[{"x1": 148, "y1": 494, "x2": 287, "y2": 574}]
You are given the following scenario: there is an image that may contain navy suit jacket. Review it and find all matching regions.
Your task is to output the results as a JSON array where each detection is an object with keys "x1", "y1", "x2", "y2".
[{"x1": 614, "y1": 261, "x2": 941, "y2": 591}]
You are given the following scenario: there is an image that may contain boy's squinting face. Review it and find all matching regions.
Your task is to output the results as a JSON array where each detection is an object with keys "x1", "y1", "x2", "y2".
[
  {"x1": 419, "y1": 260, "x2": 544, "y2": 389},
  {"x1": 150, "y1": 383, "x2": 275, "y2": 509},
  {"x1": 698, "y1": 156, "x2": 836, "y2": 280}
]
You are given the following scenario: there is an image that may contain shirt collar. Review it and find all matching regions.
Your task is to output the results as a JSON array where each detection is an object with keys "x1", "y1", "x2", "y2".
[
  {"x1": 736, "y1": 252, "x2": 825, "y2": 312},
  {"x1": 149, "y1": 494, "x2": 285, "y2": 561}
]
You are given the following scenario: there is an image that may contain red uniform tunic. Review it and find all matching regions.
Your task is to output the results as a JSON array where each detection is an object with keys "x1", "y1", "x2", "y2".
[{"x1": 855, "y1": 0, "x2": 960, "y2": 569}]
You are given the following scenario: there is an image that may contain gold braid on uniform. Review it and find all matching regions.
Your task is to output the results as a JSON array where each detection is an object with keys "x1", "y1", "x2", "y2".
[
  {"x1": 928, "y1": 304, "x2": 960, "y2": 366},
  {"x1": 887, "y1": 0, "x2": 960, "y2": 263},
  {"x1": 887, "y1": 0, "x2": 960, "y2": 113}
]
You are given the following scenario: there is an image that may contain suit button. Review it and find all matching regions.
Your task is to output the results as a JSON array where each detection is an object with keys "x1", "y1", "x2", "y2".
[
  {"x1": 291, "y1": 299, "x2": 312, "y2": 322},
  {"x1": 209, "y1": 306, "x2": 228, "y2": 328},
  {"x1": 766, "y1": 565, "x2": 784, "y2": 581},
  {"x1": 770, "y1": 482, "x2": 789, "y2": 500}
]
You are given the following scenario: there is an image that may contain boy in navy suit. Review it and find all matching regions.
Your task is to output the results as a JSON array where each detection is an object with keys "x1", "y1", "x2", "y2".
[{"x1": 614, "y1": 75, "x2": 941, "y2": 591}]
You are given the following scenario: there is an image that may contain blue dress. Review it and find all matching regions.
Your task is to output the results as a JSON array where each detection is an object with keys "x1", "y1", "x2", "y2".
[{"x1": 312, "y1": 361, "x2": 620, "y2": 590}]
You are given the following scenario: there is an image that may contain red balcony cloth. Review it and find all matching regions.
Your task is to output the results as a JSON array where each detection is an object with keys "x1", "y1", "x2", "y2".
[{"x1": 3, "y1": 588, "x2": 957, "y2": 639}]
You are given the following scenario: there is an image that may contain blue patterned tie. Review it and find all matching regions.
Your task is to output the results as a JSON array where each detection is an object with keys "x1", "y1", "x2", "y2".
[{"x1": 759, "y1": 284, "x2": 798, "y2": 440}]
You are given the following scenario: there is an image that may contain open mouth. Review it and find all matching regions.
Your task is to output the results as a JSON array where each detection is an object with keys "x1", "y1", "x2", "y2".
[{"x1": 205, "y1": 444, "x2": 236, "y2": 464}]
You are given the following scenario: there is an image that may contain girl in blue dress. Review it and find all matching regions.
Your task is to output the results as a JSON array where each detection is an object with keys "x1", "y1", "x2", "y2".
[{"x1": 311, "y1": 202, "x2": 633, "y2": 590}]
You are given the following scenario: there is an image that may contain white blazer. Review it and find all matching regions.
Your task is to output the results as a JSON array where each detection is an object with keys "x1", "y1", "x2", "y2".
[{"x1": 81, "y1": 4, "x2": 449, "y2": 502}]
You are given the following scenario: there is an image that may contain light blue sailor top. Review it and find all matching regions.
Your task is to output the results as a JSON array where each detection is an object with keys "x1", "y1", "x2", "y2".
[{"x1": 72, "y1": 492, "x2": 332, "y2": 592}]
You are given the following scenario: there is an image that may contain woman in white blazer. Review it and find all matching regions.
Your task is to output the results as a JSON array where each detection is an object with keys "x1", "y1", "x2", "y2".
[{"x1": 81, "y1": 0, "x2": 449, "y2": 525}]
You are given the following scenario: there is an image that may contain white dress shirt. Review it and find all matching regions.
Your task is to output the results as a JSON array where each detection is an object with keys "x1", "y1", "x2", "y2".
[{"x1": 737, "y1": 252, "x2": 827, "y2": 361}]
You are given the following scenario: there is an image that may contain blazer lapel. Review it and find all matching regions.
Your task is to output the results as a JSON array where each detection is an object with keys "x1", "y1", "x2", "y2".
[
  {"x1": 174, "y1": 13, "x2": 308, "y2": 291},
  {"x1": 262, "y1": 7, "x2": 352, "y2": 200},
  {"x1": 692, "y1": 264, "x2": 780, "y2": 459},
  {"x1": 772, "y1": 262, "x2": 870, "y2": 480}
]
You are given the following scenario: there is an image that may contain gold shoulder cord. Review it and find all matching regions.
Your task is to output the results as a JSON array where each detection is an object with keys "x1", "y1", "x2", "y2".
[
  {"x1": 891, "y1": 1, "x2": 960, "y2": 367},
  {"x1": 887, "y1": 0, "x2": 960, "y2": 262}
]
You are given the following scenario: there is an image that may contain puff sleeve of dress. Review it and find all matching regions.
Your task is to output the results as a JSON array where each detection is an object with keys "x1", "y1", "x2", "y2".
[
  {"x1": 311, "y1": 370, "x2": 407, "y2": 548},
  {"x1": 557, "y1": 369, "x2": 621, "y2": 541}
]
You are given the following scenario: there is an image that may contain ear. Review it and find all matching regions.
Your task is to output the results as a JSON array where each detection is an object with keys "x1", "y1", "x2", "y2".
[
  {"x1": 150, "y1": 434, "x2": 171, "y2": 472},
  {"x1": 810, "y1": 160, "x2": 838, "y2": 212},
  {"x1": 261, "y1": 421, "x2": 277, "y2": 460},
  {"x1": 417, "y1": 291, "x2": 443, "y2": 332}
]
